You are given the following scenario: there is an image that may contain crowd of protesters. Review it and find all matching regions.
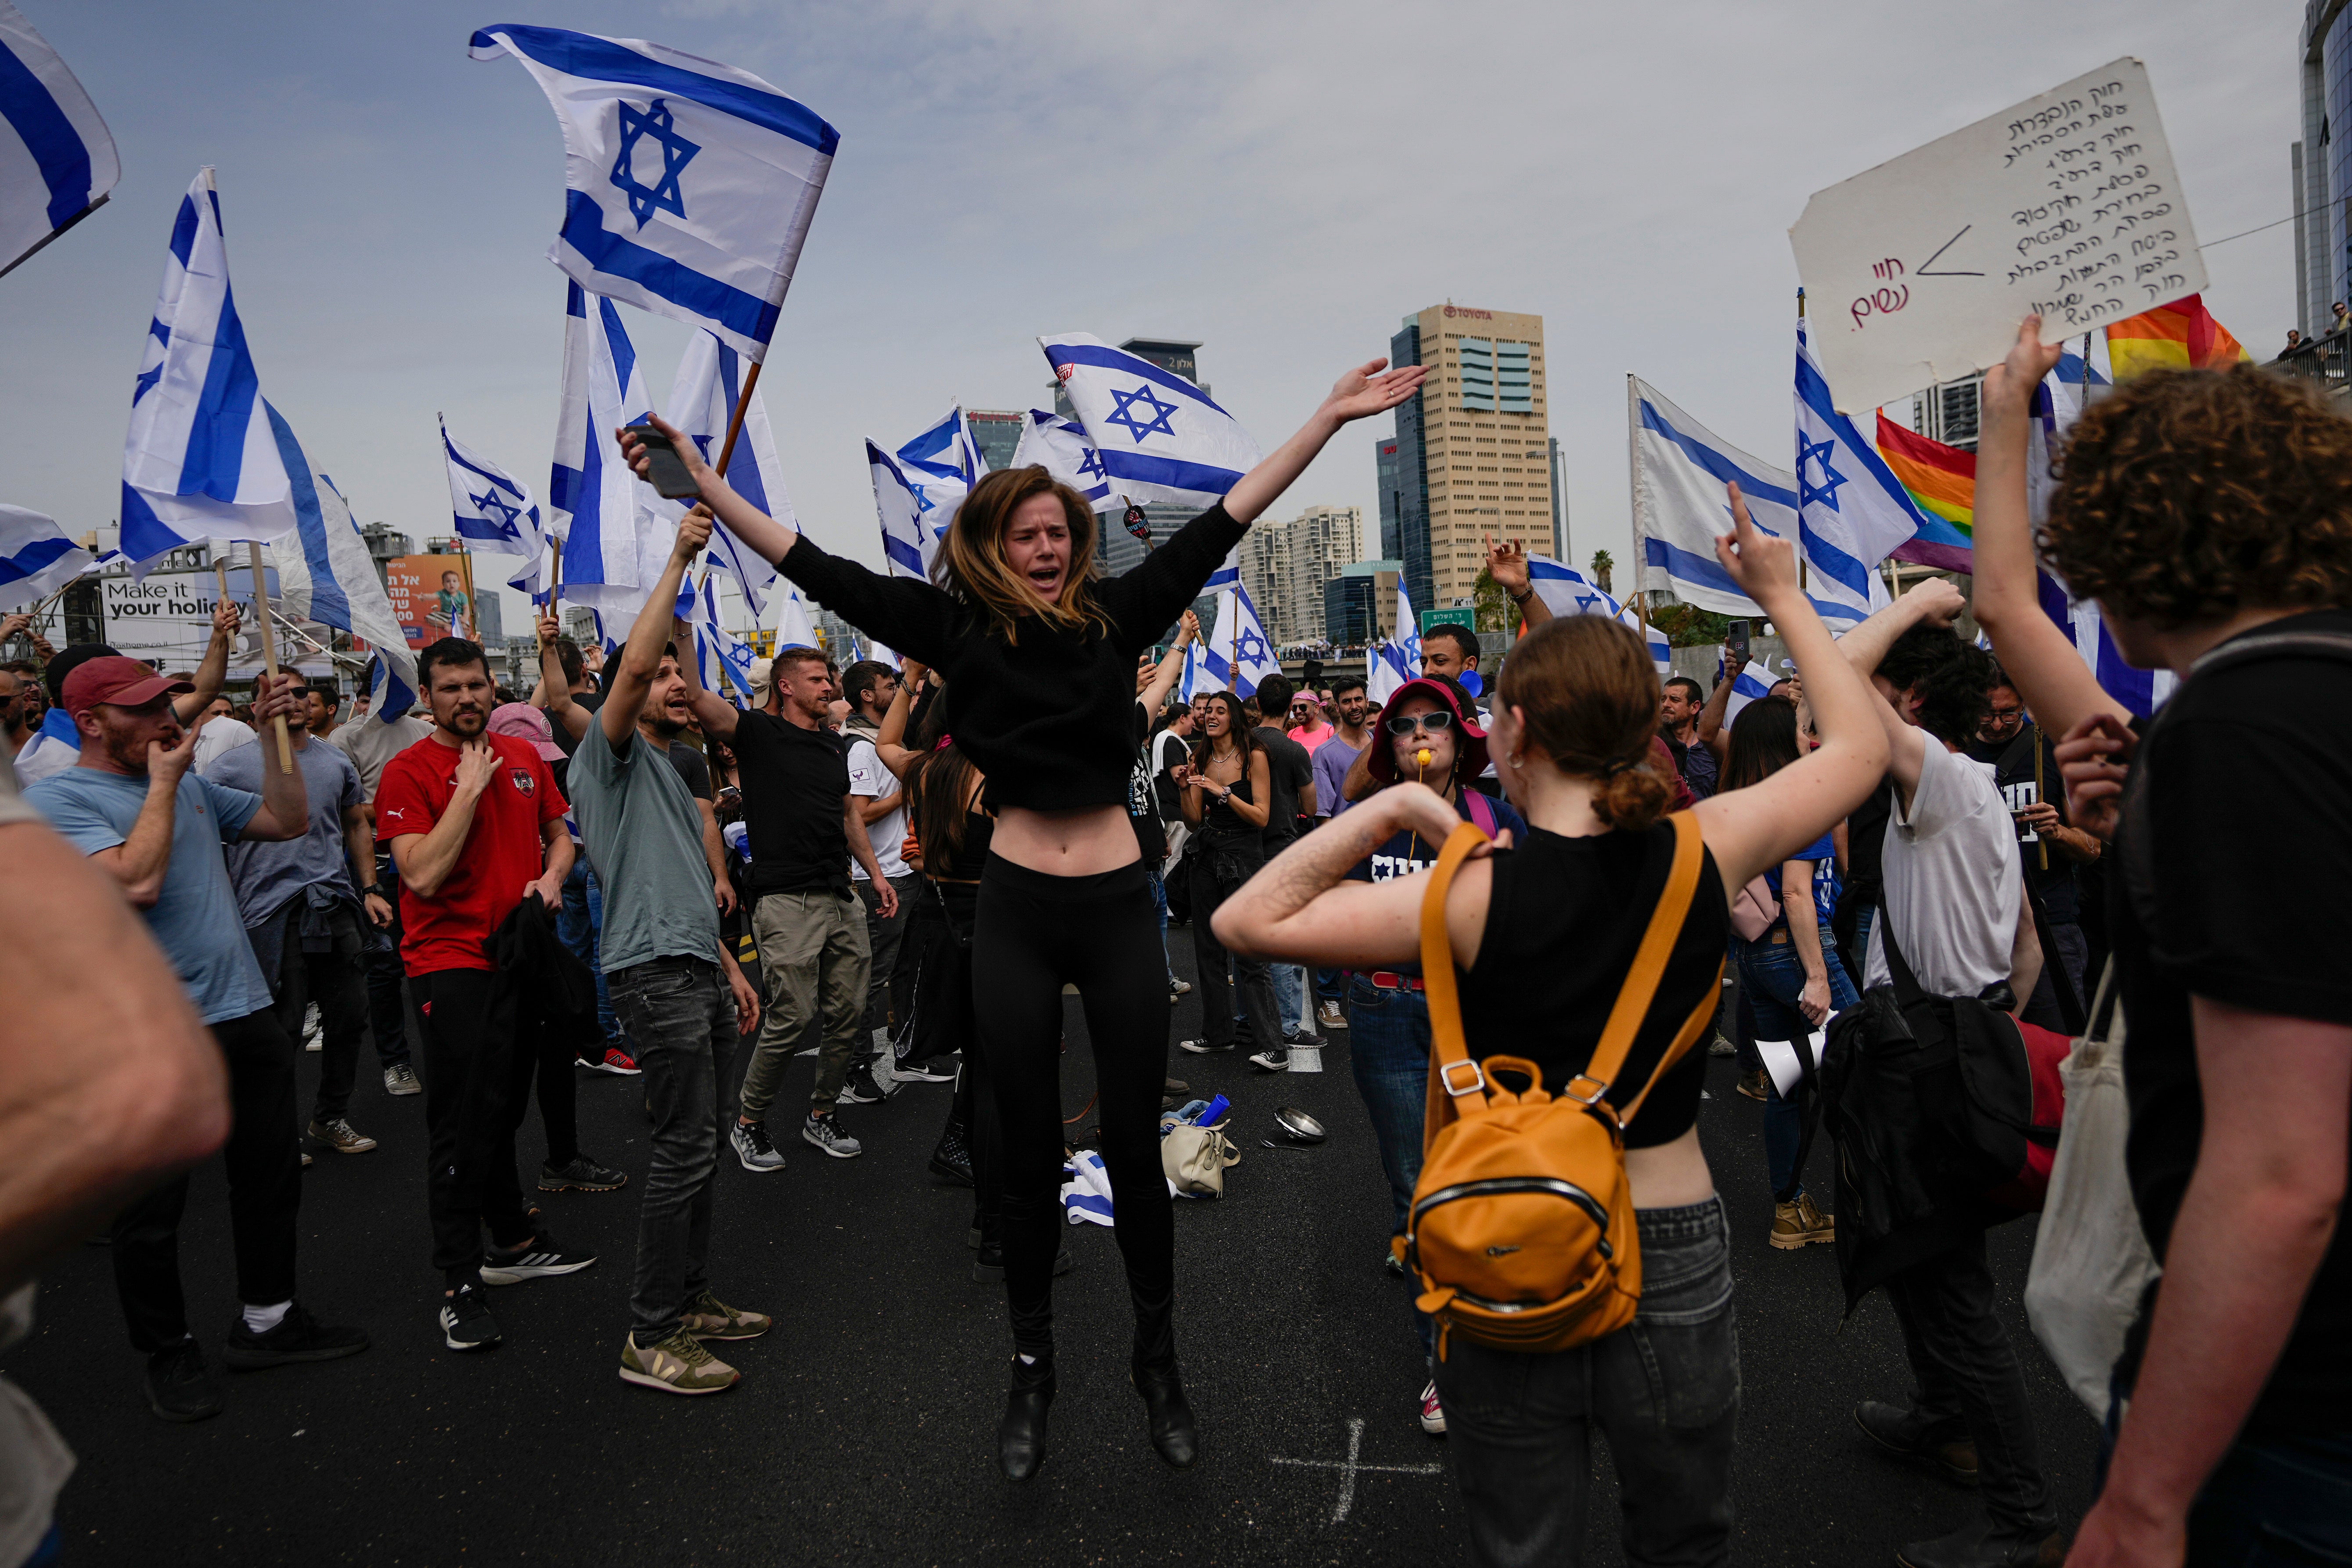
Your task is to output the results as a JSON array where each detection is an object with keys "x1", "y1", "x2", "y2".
[{"x1": 3, "y1": 321, "x2": 2348, "y2": 1568}]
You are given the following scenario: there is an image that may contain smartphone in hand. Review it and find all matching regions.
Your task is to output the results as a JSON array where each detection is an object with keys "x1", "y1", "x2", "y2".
[
  {"x1": 1726, "y1": 620, "x2": 1751, "y2": 661},
  {"x1": 624, "y1": 423, "x2": 702, "y2": 499}
]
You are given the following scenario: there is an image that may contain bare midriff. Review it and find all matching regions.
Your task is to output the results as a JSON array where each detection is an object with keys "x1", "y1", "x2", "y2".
[
  {"x1": 1625, "y1": 1126, "x2": 1717, "y2": 1211},
  {"x1": 991, "y1": 803, "x2": 1141, "y2": 877}
]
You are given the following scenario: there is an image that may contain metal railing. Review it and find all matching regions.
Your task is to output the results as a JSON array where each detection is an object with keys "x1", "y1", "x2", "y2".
[{"x1": 2271, "y1": 332, "x2": 2351, "y2": 394}]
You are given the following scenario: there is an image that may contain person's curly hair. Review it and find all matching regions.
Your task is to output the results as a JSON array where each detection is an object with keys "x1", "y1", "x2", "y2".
[
  {"x1": 2042, "y1": 365, "x2": 2352, "y2": 628},
  {"x1": 1877, "y1": 624, "x2": 1994, "y2": 748}
]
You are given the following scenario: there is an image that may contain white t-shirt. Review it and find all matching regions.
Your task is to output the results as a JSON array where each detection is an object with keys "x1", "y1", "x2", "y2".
[
  {"x1": 190, "y1": 718, "x2": 255, "y2": 774},
  {"x1": 844, "y1": 737, "x2": 907, "y2": 881},
  {"x1": 1865, "y1": 739, "x2": 2022, "y2": 996}
]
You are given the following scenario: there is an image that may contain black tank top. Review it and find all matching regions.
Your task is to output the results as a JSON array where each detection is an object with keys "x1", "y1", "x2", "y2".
[
  {"x1": 1459, "y1": 821, "x2": 1729, "y2": 1149},
  {"x1": 931, "y1": 809, "x2": 994, "y2": 882}
]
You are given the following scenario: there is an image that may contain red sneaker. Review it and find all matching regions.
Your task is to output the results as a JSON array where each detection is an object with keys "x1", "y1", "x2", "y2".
[{"x1": 591, "y1": 1047, "x2": 641, "y2": 1077}]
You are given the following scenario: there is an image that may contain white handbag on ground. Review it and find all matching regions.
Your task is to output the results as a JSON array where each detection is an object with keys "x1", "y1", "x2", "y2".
[{"x1": 2023, "y1": 959, "x2": 2160, "y2": 1422}]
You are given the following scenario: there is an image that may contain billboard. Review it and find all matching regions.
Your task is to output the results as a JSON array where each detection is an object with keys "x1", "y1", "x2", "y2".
[
  {"x1": 385, "y1": 555, "x2": 478, "y2": 649},
  {"x1": 93, "y1": 559, "x2": 340, "y2": 677}
]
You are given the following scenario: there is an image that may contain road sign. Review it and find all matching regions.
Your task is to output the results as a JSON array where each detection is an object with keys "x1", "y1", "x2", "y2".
[{"x1": 1419, "y1": 608, "x2": 1475, "y2": 634}]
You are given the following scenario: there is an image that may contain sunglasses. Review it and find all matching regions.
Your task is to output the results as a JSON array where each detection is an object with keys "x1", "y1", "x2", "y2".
[{"x1": 1384, "y1": 710, "x2": 1453, "y2": 737}]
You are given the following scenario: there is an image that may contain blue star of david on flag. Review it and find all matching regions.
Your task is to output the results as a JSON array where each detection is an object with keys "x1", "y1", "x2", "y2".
[
  {"x1": 610, "y1": 98, "x2": 699, "y2": 228},
  {"x1": 1075, "y1": 445, "x2": 1107, "y2": 482},
  {"x1": 1234, "y1": 626, "x2": 1270, "y2": 667},
  {"x1": 471, "y1": 489, "x2": 523, "y2": 535},
  {"x1": 1796, "y1": 435, "x2": 1847, "y2": 514},
  {"x1": 1103, "y1": 382, "x2": 1179, "y2": 444}
]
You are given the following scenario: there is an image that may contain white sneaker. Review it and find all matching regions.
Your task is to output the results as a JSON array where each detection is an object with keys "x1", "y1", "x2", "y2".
[
  {"x1": 1419, "y1": 1381, "x2": 1446, "y2": 1436},
  {"x1": 802, "y1": 1113, "x2": 863, "y2": 1159},
  {"x1": 302, "y1": 1002, "x2": 322, "y2": 1052},
  {"x1": 1246, "y1": 1049, "x2": 1290, "y2": 1073}
]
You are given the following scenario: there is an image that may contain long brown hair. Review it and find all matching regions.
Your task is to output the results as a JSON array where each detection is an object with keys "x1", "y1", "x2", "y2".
[
  {"x1": 935, "y1": 465, "x2": 1113, "y2": 644},
  {"x1": 1188, "y1": 690, "x2": 1262, "y2": 773},
  {"x1": 1495, "y1": 615, "x2": 1672, "y2": 831},
  {"x1": 902, "y1": 687, "x2": 981, "y2": 870}
]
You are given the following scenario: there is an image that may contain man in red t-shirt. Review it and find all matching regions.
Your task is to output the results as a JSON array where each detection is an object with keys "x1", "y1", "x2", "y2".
[{"x1": 375, "y1": 638, "x2": 591, "y2": 1353}]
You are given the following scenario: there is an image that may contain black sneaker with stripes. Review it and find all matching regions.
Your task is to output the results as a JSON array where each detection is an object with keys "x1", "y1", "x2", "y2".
[{"x1": 479, "y1": 1230, "x2": 596, "y2": 1286}]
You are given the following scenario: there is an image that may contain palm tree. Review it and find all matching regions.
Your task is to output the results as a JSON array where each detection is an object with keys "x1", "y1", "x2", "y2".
[{"x1": 1589, "y1": 549, "x2": 1614, "y2": 594}]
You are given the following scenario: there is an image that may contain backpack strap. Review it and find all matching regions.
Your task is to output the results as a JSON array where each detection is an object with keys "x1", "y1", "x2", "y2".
[
  {"x1": 1462, "y1": 787, "x2": 1497, "y2": 837},
  {"x1": 1417, "y1": 811, "x2": 1708, "y2": 1152}
]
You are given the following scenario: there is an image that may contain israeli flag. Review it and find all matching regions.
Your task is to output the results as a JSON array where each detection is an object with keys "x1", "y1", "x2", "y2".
[
  {"x1": 1366, "y1": 640, "x2": 1412, "y2": 707},
  {"x1": 1396, "y1": 578, "x2": 1421, "y2": 672},
  {"x1": 868, "y1": 441, "x2": 930, "y2": 579},
  {"x1": 1794, "y1": 319, "x2": 1919, "y2": 625},
  {"x1": 898, "y1": 407, "x2": 987, "y2": 537},
  {"x1": 1719, "y1": 666, "x2": 1778, "y2": 731},
  {"x1": 440, "y1": 418, "x2": 551, "y2": 595},
  {"x1": 1179, "y1": 638, "x2": 1210, "y2": 702},
  {"x1": 1201, "y1": 586, "x2": 1281, "y2": 699},
  {"x1": 362, "y1": 649, "x2": 420, "y2": 724},
  {"x1": 867, "y1": 635, "x2": 901, "y2": 669},
  {"x1": 550, "y1": 280, "x2": 668, "y2": 622},
  {"x1": 1526, "y1": 555, "x2": 1672, "y2": 672},
  {"x1": 262, "y1": 404, "x2": 417, "y2": 706},
  {"x1": 471, "y1": 25, "x2": 837, "y2": 363},
  {"x1": 1010, "y1": 409, "x2": 1115, "y2": 509},
  {"x1": 120, "y1": 168, "x2": 298, "y2": 577},
  {"x1": 774, "y1": 580, "x2": 821, "y2": 652},
  {"x1": 0, "y1": 505, "x2": 91, "y2": 611},
  {"x1": 669, "y1": 329, "x2": 789, "y2": 619},
  {"x1": 692, "y1": 573, "x2": 757, "y2": 702},
  {"x1": 1039, "y1": 334, "x2": 1262, "y2": 508},
  {"x1": 0, "y1": 2, "x2": 117, "y2": 278},
  {"x1": 1632, "y1": 378, "x2": 1859, "y2": 629}
]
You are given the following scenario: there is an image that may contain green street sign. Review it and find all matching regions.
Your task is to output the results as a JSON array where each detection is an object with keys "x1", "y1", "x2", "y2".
[{"x1": 1419, "y1": 608, "x2": 1476, "y2": 633}]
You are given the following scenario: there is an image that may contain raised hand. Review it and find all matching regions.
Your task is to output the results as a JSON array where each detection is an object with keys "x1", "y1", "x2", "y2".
[
  {"x1": 536, "y1": 608, "x2": 562, "y2": 648},
  {"x1": 247, "y1": 671, "x2": 303, "y2": 726},
  {"x1": 673, "y1": 504, "x2": 716, "y2": 563},
  {"x1": 1178, "y1": 609, "x2": 1201, "y2": 646},
  {"x1": 1712, "y1": 482, "x2": 1798, "y2": 606},
  {"x1": 454, "y1": 736, "x2": 500, "y2": 800},
  {"x1": 2055, "y1": 713, "x2": 2135, "y2": 841},
  {"x1": 1484, "y1": 535, "x2": 1532, "y2": 596},
  {"x1": 1900, "y1": 575, "x2": 1968, "y2": 627},
  {"x1": 615, "y1": 413, "x2": 714, "y2": 497},
  {"x1": 1982, "y1": 315, "x2": 2065, "y2": 422},
  {"x1": 211, "y1": 598, "x2": 243, "y2": 640},
  {"x1": 1321, "y1": 358, "x2": 1431, "y2": 425}
]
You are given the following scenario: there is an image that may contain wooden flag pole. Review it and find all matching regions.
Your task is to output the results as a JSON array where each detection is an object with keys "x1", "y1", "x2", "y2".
[
  {"x1": 2031, "y1": 723, "x2": 2049, "y2": 871},
  {"x1": 247, "y1": 546, "x2": 294, "y2": 775},
  {"x1": 1625, "y1": 374, "x2": 1647, "y2": 639},
  {"x1": 694, "y1": 359, "x2": 764, "y2": 600}
]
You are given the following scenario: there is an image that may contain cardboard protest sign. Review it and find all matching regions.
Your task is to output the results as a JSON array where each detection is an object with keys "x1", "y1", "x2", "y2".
[{"x1": 1789, "y1": 57, "x2": 2204, "y2": 412}]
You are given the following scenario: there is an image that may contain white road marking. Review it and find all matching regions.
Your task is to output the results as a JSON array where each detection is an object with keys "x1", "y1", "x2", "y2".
[{"x1": 1270, "y1": 1417, "x2": 1446, "y2": 1524}]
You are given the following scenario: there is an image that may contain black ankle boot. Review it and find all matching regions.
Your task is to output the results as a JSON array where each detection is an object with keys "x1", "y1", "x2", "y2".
[
  {"x1": 930, "y1": 1120, "x2": 974, "y2": 1187},
  {"x1": 1132, "y1": 1363, "x2": 1199, "y2": 1469},
  {"x1": 998, "y1": 1357, "x2": 1055, "y2": 1481}
]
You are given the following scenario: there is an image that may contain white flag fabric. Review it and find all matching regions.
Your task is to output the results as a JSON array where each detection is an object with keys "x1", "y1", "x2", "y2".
[
  {"x1": 1395, "y1": 578, "x2": 1422, "y2": 672},
  {"x1": 1794, "y1": 319, "x2": 1920, "y2": 625},
  {"x1": 550, "y1": 279, "x2": 673, "y2": 627},
  {"x1": 668, "y1": 329, "x2": 789, "y2": 620},
  {"x1": 1010, "y1": 409, "x2": 1115, "y2": 509},
  {"x1": 897, "y1": 407, "x2": 987, "y2": 542},
  {"x1": 440, "y1": 418, "x2": 551, "y2": 595},
  {"x1": 119, "y1": 169, "x2": 297, "y2": 577},
  {"x1": 262, "y1": 403, "x2": 417, "y2": 707},
  {"x1": 1366, "y1": 641, "x2": 1412, "y2": 707},
  {"x1": 0, "y1": 504, "x2": 90, "y2": 611},
  {"x1": 470, "y1": 25, "x2": 837, "y2": 363},
  {"x1": 1719, "y1": 665, "x2": 1778, "y2": 732},
  {"x1": 1525, "y1": 555, "x2": 1672, "y2": 672},
  {"x1": 692, "y1": 573, "x2": 757, "y2": 702},
  {"x1": 361, "y1": 649, "x2": 420, "y2": 724},
  {"x1": 1039, "y1": 334, "x2": 1262, "y2": 507},
  {"x1": 774, "y1": 580, "x2": 821, "y2": 652},
  {"x1": 1202, "y1": 587, "x2": 1281, "y2": 699},
  {"x1": 0, "y1": 1, "x2": 118, "y2": 278}
]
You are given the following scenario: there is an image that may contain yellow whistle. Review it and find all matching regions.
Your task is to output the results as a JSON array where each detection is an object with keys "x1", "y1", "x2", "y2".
[{"x1": 1416, "y1": 747, "x2": 1434, "y2": 771}]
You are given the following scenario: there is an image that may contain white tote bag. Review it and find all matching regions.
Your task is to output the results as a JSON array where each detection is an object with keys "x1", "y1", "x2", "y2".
[{"x1": 2024, "y1": 960, "x2": 2160, "y2": 1422}]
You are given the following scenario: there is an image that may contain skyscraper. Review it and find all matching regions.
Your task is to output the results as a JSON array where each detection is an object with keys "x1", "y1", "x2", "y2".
[
  {"x1": 1382, "y1": 304, "x2": 1552, "y2": 616},
  {"x1": 966, "y1": 408, "x2": 1024, "y2": 475},
  {"x1": 1239, "y1": 503, "x2": 1364, "y2": 645}
]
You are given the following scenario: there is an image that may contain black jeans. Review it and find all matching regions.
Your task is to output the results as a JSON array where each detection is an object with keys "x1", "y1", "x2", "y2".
[
  {"x1": 608, "y1": 956, "x2": 735, "y2": 1343},
  {"x1": 1433, "y1": 1199, "x2": 1740, "y2": 1568},
  {"x1": 264, "y1": 909, "x2": 374, "y2": 1123},
  {"x1": 110, "y1": 1009, "x2": 303, "y2": 1350},
  {"x1": 362, "y1": 852, "x2": 415, "y2": 1071},
  {"x1": 1185, "y1": 842, "x2": 1283, "y2": 1053},
  {"x1": 971, "y1": 858, "x2": 1174, "y2": 1367},
  {"x1": 414, "y1": 968, "x2": 537, "y2": 1287},
  {"x1": 1883, "y1": 1229, "x2": 2053, "y2": 1536}
]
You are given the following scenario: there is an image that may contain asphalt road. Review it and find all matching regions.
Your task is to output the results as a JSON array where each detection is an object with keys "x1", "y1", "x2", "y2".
[{"x1": 12, "y1": 937, "x2": 2102, "y2": 1567}]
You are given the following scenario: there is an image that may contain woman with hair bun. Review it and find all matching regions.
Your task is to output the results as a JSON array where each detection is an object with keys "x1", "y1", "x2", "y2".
[{"x1": 1213, "y1": 490, "x2": 1890, "y2": 1566}]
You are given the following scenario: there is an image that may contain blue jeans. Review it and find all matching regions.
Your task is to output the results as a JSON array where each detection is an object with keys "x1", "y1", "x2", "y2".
[
  {"x1": 1433, "y1": 1199, "x2": 1739, "y2": 1568},
  {"x1": 557, "y1": 860, "x2": 627, "y2": 1051},
  {"x1": 1272, "y1": 963, "x2": 1308, "y2": 1039},
  {"x1": 1738, "y1": 928, "x2": 1858, "y2": 1201},
  {"x1": 1349, "y1": 974, "x2": 1435, "y2": 1358},
  {"x1": 1145, "y1": 865, "x2": 1175, "y2": 986},
  {"x1": 1315, "y1": 966, "x2": 1343, "y2": 1003}
]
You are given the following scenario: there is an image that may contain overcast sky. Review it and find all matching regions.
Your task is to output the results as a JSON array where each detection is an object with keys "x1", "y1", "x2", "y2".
[{"x1": 0, "y1": 0, "x2": 2305, "y2": 638}]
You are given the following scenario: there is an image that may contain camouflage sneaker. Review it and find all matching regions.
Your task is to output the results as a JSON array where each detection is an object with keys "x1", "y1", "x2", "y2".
[
  {"x1": 619, "y1": 1329, "x2": 739, "y2": 1395},
  {"x1": 682, "y1": 1291, "x2": 771, "y2": 1342}
]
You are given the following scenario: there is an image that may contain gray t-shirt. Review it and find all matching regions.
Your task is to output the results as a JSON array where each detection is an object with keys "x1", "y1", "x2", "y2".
[
  {"x1": 331, "y1": 714, "x2": 433, "y2": 800},
  {"x1": 205, "y1": 736, "x2": 366, "y2": 926},
  {"x1": 569, "y1": 717, "x2": 720, "y2": 974}
]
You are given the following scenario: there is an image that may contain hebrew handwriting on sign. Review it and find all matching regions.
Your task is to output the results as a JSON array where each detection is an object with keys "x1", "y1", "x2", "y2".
[{"x1": 1788, "y1": 57, "x2": 2206, "y2": 413}]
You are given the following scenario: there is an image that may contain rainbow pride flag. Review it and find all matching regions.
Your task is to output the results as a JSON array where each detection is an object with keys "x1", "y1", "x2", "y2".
[
  {"x1": 1875, "y1": 413, "x2": 1976, "y2": 572},
  {"x1": 2106, "y1": 293, "x2": 2250, "y2": 382}
]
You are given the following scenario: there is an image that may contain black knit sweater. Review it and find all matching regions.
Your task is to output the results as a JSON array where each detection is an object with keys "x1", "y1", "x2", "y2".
[{"x1": 773, "y1": 504, "x2": 1246, "y2": 811}]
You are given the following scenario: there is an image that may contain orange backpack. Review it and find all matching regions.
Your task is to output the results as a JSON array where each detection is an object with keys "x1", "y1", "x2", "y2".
[{"x1": 1397, "y1": 811, "x2": 1721, "y2": 1358}]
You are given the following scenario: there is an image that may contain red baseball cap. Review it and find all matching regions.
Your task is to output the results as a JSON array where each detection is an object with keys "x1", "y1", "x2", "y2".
[
  {"x1": 59, "y1": 656, "x2": 194, "y2": 720},
  {"x1": 1366, "y1": 676, "x2": 1489, "y2": 785}
]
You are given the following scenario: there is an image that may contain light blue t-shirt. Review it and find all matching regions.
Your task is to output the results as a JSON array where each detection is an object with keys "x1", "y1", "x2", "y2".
[
  {"x1": 28, "y1": 767, "x2": 272, "y2": 1024},
  {"x1": 204, "y1": 736, "x2": 366, "y2": 926},
  {"x1": 568, "y1": 719, "x2": 720, "y2": 974}
]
